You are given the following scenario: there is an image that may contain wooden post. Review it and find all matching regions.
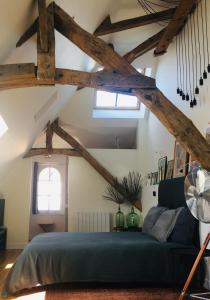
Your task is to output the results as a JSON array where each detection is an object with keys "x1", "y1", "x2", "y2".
[{"x1": 37, "y1": 3, "x2": 55, "y2": 83}]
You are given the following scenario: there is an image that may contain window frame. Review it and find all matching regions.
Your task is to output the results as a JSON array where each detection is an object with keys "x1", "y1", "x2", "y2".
[
  {"x1": 94, "y1": 90, "x2": 140, "y2": 111},
  {"x1": 31, "y1": 157, "x2": 68, "y2": 216},
  {"x1": 37, "y1": 165, "x2": 63, "y2": 214}
]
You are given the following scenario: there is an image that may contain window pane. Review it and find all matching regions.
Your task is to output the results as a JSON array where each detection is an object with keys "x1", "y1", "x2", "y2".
[
  {"x1": 37, "y1": 167, "x2": 62, "y2": 213},
  {"x1": 37, "y1": 196, "x2": 49, "y2": 211},
  {"x1": 49, "y1": 168, "x2": 60, "y2": 181},
  {"x1": 39, "y1": 168, "x2": 50, "y2": 181},
  {"x1": 117, "y1": 94, "x2": 138, "y2": 108},
  {"x1": 96, "y1": 91, "x2": 116, "y2": 107},
  {"x1": 49, "y1": 196, "x2": 61, "y2": 211}
]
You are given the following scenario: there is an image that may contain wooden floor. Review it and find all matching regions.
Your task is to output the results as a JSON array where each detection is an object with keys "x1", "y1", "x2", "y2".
[{"x1": 0, "y1": 249, "x2": 197, "y2": 300}]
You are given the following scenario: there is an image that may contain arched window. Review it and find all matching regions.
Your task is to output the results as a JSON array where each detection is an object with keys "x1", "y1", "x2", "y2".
[{"x1": 37, "y1": 167, "x2": 62, "y2": 213}]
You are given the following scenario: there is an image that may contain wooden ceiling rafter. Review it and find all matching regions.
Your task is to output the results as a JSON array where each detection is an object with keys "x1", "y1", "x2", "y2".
[
  {"x1": 53, "y1": 2, "x2": 210, "y2": 170},
  {"x1": 24, "y1": 121, "x2": 81, "y2": 159},
  {"x1": 124, "y1": 28, "x2": 166, "y2": 63},
  {"x1": 1, "y1": 1, "x2": 210, "y2": 170},
  {"x1": 94, "y1": 8, "x2": 175, "y2": 36},
  {"x1": 37, "y1": 2, "x2": 55, "y2": 83},
  {"x1": 24, "y1": 148, "x2": 81, "y2": 158},
  {"x1": 154, "y1": 0, "x2": 197, "y2": 56},
  {"x1": 0, "y1": 64, "x2": 155, "y2": 91}
]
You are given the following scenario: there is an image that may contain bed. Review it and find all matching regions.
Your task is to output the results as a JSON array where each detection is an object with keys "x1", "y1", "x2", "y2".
[{"x1": 2, "y1": 177, "x2": 203, "y2": 298}]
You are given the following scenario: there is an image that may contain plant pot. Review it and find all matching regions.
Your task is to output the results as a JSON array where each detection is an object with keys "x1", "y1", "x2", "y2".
[
  {"x1": 126, "y1": 206, "x2": 140, "y2": 228},
  {"x1": 115, "y1": 206, "x2": 125, "y2": 229}
]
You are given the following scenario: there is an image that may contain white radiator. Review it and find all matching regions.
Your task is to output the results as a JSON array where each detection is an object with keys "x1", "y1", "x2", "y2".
[{"x1": 76, "y1": 211, "x2": 110, "y2": 232}]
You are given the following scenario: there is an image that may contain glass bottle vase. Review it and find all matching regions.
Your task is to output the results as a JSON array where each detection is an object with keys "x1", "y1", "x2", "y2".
[
  {"x1": 115, "y1": 205, "x2": 125, "y2": 229},
  {"x1": 126, "y1": 206, "x2": 140, "y2": 228}
]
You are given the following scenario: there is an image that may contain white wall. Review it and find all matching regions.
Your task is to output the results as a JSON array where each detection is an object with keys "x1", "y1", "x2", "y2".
[
  {"x1": 136, "y1": 1, "x2": 210, "y2": 286},
  {"x1": 0, "y1": 149, "x2": 138, "y2": 249}
]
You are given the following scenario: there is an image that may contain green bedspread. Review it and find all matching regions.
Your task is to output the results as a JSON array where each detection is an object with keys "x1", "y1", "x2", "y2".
[{"x1": 2, "y1": 232, "x2": 198, "y2": 297}]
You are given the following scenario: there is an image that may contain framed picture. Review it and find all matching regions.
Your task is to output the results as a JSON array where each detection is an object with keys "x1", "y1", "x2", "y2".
[
  {"x1": 153, "y1": 172, "x2": 158, "y2": 185},
  {"x1": 166, "y1": 160, "x2": 174, "y2": 180},
  {"x1": 158, "y1": 156, "x2": 167, "y2": 182},
  {"x1": 173, "y1": 141, "x2": 189, "y2": 178}
]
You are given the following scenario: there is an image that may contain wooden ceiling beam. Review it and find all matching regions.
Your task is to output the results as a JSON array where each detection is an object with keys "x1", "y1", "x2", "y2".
[
  {"x1": 16, "y1": 18, "x2": 38, "y2": 47},
  {"x1": 24, "y1": 148, "x2": 81, "y2": 158},
  {"x1": 94, "y1": 8, "x2": 175, "y2": 36},
  {"x1": 55, "y1": 68, "x2": 155, "y2": 89},
  {"x1": 37, "y1": 3, "x2": 55, "y2": 83},
  {"x1": 51, "y1": 120, "x2": 115, "y2": 186},
  {"x1": 0, "y1": 64, "x2": 155, "y2": 90},
  {"x1": 46, "y1": 122, "x2": 53, "y2": 154},
  {"x1": 124, "y1": 28, "x2": 166, "y2": 63},
  {"x1": 53, "y1": 3, "x2": 210, "y2": 170},
  {"x1": 38, "y1": 0, "x2": 48, "y2": 52},
  {"x1": 154, "y1": 0, "x2": 197, "y2": 56}
]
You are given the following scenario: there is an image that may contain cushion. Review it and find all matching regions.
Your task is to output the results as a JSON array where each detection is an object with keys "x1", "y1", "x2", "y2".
[
  {"x1": 143, "y1": 206, "x2": 183, "y2": 242},
  {"x1": 168, "y1": 207, "x2": 198, "y2": 246}
]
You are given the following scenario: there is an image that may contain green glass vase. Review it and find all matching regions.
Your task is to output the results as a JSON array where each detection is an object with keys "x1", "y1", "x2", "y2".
[
  {"x1": 115, "y1": 206, "x2": 125, "y2": 229},
  {"x1": 126, "y1": 206, "x2": 140, "y2": 228}
]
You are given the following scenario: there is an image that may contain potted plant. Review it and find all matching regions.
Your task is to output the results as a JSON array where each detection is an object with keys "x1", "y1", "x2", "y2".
[
  {"x1": 103, "y1": 172, "x2": 143, "y2": 229},
  {"x1": 103, "y1": 177, "x2": 125, "y2": 229}
]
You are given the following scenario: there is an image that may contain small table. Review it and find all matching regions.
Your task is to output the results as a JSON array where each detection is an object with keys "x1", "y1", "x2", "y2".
[{"x1": 113, "y1": 227, "x2": 142, "y2": 232}]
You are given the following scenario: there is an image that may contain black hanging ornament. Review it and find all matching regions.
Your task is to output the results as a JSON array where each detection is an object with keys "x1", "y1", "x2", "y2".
[
  {"x1": 199, "y1": 77, "x2": 204, "y2": 85},
  {"x1": 177, "y1": 88, "x2": 180, "y2": 94},
  {"x1": 186, "y1": 94, "x2": 190, "y2": 101},
  {"x1": 193, "y1": 97, "x2": 197, "y2": 106},
  {"x1": 182, "y1": 93, "x2": 186, "y2": 100},
  {"x1": 180, "y1": 90, "x2": 183, "y2": 96},
  {"x1": 208, "y1": 64, "x2": 210, "y2": 73},
  {"x1": 195, "y1": 86, "x2": 199, "y2": 94},
  {"x1": 190, "y1": 100, "x2": 194, "y2": 108},
  {"x1": 203, "y1": 70, "x2": 207, "y2": 79}
]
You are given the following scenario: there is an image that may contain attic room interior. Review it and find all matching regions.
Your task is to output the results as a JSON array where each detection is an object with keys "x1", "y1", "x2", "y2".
[{"x1": 1, "y1": 0, "x2": 210, "y2": 299}]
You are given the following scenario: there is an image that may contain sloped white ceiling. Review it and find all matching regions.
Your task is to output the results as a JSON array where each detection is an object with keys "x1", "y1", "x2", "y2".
[{"x1": 0, "y1": 0, "x2": 167, "y2": 180}]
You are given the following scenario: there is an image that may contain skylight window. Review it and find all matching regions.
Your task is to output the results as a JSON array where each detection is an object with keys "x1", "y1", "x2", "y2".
[
  {"x1": 96, "y1": 91, "x2": 139, "y2": 110},
  {"x1": 0, "y1": 115, "x2": 8, "y2": 138}
]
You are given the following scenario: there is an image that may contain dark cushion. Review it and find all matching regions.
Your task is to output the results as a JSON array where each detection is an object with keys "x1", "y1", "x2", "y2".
[
  {"x1": 168, "y1": 207, "x2": 198, "y2": 246},
  {"x1": 143, "y1": 206, "x2": 183, "y2": 242}
]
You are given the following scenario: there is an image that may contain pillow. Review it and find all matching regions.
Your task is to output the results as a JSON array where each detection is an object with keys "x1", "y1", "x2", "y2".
[
  {"x1": 143, "y1": 206, "x2": 183, "y2": 242},
  {"x1": 168, "y1": 207, "x2": 198, "y2": 246},
  {"x1": 142, "y1": 206, "x2": 167, "y2": 234}
]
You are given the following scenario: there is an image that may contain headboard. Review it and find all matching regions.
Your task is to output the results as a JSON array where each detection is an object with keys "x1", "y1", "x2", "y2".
[
  {"x1": 158, "y1": 177, "x2": 186, "y2": 209},
  {"x1": 0, "y1": 199, "x2": 5, "y2": 227}
]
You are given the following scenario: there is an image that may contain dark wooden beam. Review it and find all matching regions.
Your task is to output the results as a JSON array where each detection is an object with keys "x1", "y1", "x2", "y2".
[
  {"x1": 46, "y1": 122, "x2": 53, "y2": 154},
  {"x1": 24, "y1": 148, "x2": 81, "y2": 158},
  {"x1": 37, "y1": 3, "x2": 55, "y2": 83},
  {"x1": 154, "y1": 0, "x2": 197, "y2": 56},
  {"x1": 53, "y1": 3, "x2": 210, "y2": 170},
  {"x1": 55, "y1": 68, "x2": 155, "y2": 89},
  {"x1": 0, "y1": 63, "x2": 35, "y2": 80},
  {"x1": 51, "y1": 121, "x2": 115, "y2": 186},
  {"x1": 94, "y1": 8, "x2": 175, "y2": 36},
  {"x1": 16, "y1": 19, "x2": 38, "y2": 47},
  {"x1": 38, "y1": 0, "x2": 48, "y2": 52},
  {"x1": 124, "y1": 28, "x2": 166, "y2": 63},
  {"x1": 54, "y1": 4, "x2": 138, "y2": 74},
  {"x1": 0, "y1": 64, "x2": 154, "y2": 91}
]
